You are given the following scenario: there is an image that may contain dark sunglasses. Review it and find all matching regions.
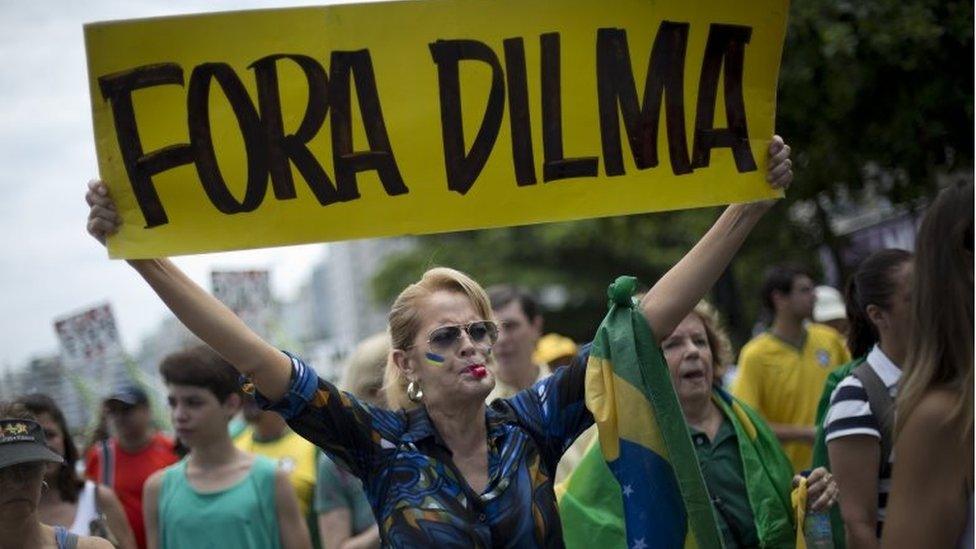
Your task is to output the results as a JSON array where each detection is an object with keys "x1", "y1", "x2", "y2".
[
  {"x1": 420, "y1": 321, "x2": 499, "y2": 353},
  {"x1": 105, "y1": 402, "x2": 139, "y2": 416}
]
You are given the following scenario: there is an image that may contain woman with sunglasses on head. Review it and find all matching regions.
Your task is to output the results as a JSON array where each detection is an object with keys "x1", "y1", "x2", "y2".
[
  {"x1": 0, "y1": 401, "x2": 113, "y2": 549},
  {"x1": 16, "y1": 394, "x2": 136, "y2": 549},
  {"x1": 84, "y1": 137, "x2": 792, "y2": 547}
]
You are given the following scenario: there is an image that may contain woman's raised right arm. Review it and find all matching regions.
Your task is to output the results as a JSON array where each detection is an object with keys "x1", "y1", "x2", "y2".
[{"x1": 85, "y1": 179, "x2": 292, "y2": 401}]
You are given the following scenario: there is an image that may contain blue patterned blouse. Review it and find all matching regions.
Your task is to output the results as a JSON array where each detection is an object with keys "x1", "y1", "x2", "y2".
[{"x1": 254, "y1": 351, "x2": 593, "y2": 548}]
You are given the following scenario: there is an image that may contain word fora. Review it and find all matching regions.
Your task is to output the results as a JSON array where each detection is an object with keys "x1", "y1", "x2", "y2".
[{"x1": 99, "y1": 22, "x2": 757, "y2": 228}]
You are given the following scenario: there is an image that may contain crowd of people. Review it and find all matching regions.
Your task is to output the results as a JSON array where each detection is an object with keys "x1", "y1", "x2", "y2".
[{"x1": 0, "y1": 138, "x2": 970, "y2": 548}]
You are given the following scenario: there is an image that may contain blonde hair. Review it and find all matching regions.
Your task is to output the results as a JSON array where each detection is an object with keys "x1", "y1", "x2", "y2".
[
  {"x1": 897, "y1": 182, "x2": 974, "y2": 439},
  {"x1": 688, "y1": 301, "x2": 734, "y2": 381},
  {"x1": 383, "y1": 267, "x2": 494, "y2": 410},
  {"x1": 341, "y1": 332, "x2": 391, "y2": 403}
]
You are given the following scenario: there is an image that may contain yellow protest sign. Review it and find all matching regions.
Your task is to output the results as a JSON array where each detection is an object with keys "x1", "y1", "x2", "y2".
[{"x1": 85, "y1": 0, "x2": 789, "y2": 258}]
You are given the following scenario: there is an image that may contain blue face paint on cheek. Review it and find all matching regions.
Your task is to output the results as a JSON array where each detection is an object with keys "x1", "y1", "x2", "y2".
[{"x1": 425, "y1": 352, "x2": 446, "y2": 367}]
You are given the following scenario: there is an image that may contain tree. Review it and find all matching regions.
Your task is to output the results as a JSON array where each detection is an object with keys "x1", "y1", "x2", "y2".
[{"x1": 777, "y1": 0, "x2": 973, "y2": 278}]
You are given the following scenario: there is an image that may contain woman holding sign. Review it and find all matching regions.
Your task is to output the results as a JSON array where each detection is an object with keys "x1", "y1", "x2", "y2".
[{"x1": 85, "y1": 137, "x2": 792, "y2": 547}]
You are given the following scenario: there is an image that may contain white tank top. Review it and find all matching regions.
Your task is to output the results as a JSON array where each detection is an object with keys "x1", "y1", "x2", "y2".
[{"x1": 68, "y1": 481, "x2": 99, "y2": 536}]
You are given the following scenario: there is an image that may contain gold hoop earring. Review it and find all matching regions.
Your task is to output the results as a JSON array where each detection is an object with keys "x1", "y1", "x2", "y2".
[{"x1": 407, "y1": 380, "x2": 424, "y2": 403}]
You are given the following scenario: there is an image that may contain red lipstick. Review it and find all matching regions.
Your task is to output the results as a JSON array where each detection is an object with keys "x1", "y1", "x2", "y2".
[{"x1": 464, "y1": 364, "x2": 488, "y2": 378}]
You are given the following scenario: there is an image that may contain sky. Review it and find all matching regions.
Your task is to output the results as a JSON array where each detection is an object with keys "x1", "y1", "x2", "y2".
[{"x1": 0, "y1": 0, "x2": 379, "y2": 370}]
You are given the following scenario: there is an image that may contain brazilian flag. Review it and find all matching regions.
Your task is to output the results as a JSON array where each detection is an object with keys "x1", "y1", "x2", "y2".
[{"x1": 562, "y1": 276, "x2": 723, "y2": 549}]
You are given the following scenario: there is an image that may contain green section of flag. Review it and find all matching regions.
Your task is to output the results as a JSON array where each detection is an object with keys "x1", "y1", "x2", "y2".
[
  {"x1": 712, "y1": 390, "x2": 797, "y2": 547},
  {"x1": 560, "y1": 436, "x2": 628, "y2": 548}
]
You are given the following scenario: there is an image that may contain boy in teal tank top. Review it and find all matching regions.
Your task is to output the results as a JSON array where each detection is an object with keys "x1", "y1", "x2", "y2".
[{"x1": 141, "y1": 346, "x2": 312, "y2": 549}]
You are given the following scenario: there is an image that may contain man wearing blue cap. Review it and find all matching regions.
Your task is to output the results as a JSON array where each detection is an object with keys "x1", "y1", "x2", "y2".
[{"x1": 84, "y1": 386, "x2": 177, "y2": 549}]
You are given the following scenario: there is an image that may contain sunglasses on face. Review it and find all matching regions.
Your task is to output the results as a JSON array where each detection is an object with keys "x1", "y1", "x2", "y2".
[
  {"x1": 0, "y1": 461, "x2": 43, "y2": 481},
  {"x1": 106, "y1": 404, "x2": 136, "y2": 416},
  {"x1": 421, "y1": 321, "x2": 499, "y2": 353}
]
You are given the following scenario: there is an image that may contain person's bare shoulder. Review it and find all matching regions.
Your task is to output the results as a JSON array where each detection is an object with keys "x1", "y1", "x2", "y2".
[
  {"x1": 146, "y1": 468, "x2": 167, "y2": 488},
  {"x1": 78, "y1": 536, "x2": 115, "y2": 549},
  {"x1": 273, "y1": 466, "x2": 295, "y2": 494},
  {"x1": 901, "y1": 388, "x2": 969, "y2": 450},
  {"x1": 909, "y1": 389, "x2": 961, "y2": 422},
  {"x1": 94, "y1": 483, "x2": 118, "y2": 503},
  {"x1": 143, "y1": 467, "x2": 166, "y2": 499}
]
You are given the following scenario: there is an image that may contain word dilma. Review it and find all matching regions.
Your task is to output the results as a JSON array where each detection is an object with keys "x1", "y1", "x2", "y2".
[{"x1": 99, "y1": 22, "x2": 757, "y2": 229}]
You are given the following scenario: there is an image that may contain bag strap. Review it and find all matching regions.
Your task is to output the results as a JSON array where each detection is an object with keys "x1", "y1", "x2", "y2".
[
  {"x1": 99, "y1": 439, "x2": 114, "y2": 487},
  {"x1": 851, "y1": 362, "x2": 895, "y2": 469}
]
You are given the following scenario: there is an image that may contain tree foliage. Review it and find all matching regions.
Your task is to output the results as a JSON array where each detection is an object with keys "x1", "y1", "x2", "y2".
[{"x1": 780, "y1": 0, "x2": 972, "y2": 204}]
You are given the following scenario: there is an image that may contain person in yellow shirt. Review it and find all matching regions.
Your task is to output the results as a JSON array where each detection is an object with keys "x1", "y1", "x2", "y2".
[
  {"x1": 234, "y1": 393, "x2": 318, "y2": 517},
  {"x1": 732, "y1": 265, "x2": 850, "y2": 472}
]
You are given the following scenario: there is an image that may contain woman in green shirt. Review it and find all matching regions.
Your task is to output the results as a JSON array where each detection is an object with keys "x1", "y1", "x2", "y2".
[{"x1": 560, "y1": 303, "x2": 840, "y2": 548}]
